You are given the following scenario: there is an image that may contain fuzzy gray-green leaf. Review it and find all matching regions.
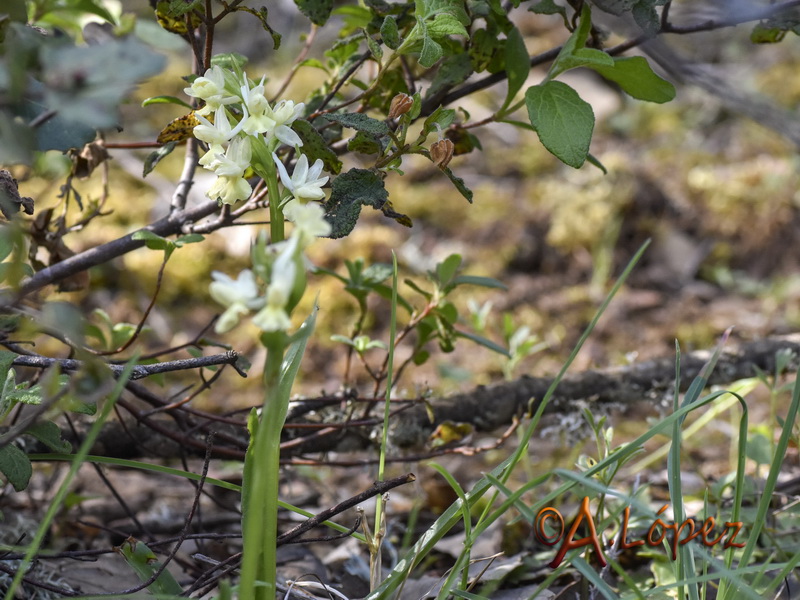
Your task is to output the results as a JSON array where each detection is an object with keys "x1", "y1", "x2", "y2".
[
  {"x1": 322, "y1": 112, "x2": 390, "y2": 137},
  {"x1": 324, "y1": 169, "x2": 389, "y2": 238}
]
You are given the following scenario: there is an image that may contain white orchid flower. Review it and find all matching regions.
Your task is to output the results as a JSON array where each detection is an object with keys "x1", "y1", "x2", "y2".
[
  {"x1": 272, "y1": 153, "x2": 328, "y2": 203},
  {"x1": 284, "y1": 200, "x2": 331, "y2": 243},
  {"x1": 184, "y1": 66, "x2": 239, "y2": 115},
  {"x1": 198, "y1": 143, "x2": 226, "y2": 169},
  {"x1": 207, "y1": 174, "x2": 252, "y2": 205},
  {"x1": 209, "y1": 270, "x2": 265, "y2": 333},
  {"x1": 264, "y1": 100, "x2": 304, "y2": 148},
  {"x1": 211, "y1": 136, "x2": 251, "y2": 177},
  {"x1": 240, "y1": 76, "x2": 275, "y2": 135},
  {"x1": 194, "y1": 106, "x2": 247, "y2": 147},
  {"x1": 253, "y1": 236, "x2": 300, "y2": 332}
]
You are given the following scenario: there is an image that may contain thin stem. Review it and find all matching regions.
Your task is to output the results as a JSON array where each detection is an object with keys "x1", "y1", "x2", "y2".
[{"x1": 371, "y1": 252, "x2": 399, "y2": 591}]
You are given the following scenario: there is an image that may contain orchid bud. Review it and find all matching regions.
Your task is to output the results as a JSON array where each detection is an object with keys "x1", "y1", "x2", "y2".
[{"x1": 388, "y1": 93, "x2": 413, "y2": 119}]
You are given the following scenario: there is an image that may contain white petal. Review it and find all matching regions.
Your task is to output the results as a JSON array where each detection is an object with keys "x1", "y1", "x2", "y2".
[
  {"x1": 307, "y1": 158, "x2": 324, "y2": 181},
  {"x1": 273, "y1": 125, "x2": 303, "y2": 148},
  {"x1": 292, "y1": 154, "x2": 309, "y2": 187},
  {"x1": 272, "y1": 153, "x2": 293, "y2": 191}
]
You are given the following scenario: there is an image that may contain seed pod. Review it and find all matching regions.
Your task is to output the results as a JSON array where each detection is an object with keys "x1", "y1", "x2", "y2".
[
  {"x1": 388, "y1": 93, "x2": 413, "y2": 119},
  {"x1": 430, "y1": 138, "x2": 454, "y2": 169}
]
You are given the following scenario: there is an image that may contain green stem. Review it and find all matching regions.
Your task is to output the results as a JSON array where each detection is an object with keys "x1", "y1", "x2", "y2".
[
  {"x1": 240, "y1": 334, "x2": 286, "y2": 599},
  {"x1": 371, "y1": 252, "x2": 399, "y2": 591},
  {"x1": 264, "y1": 159, "x2": 284, "y2": 243}
]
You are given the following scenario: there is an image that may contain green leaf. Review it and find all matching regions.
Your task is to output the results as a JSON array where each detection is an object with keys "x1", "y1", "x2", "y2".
[
  {"x1": 116, "y1": 537, "x2": 183, "y2": 595},
  {"x1": 279, "y1": 308, "x2": 318, "y2": 401},
  {"x1": 529, "y1": 0, "x2": 568, "y2": 27},
  {"x1": 141, "y1": 95, "x2": 192, "y2": 108},
  {"x1": 0, "y1": 227, "x2": 15, "y2": 264},
  {"x1": 363, "y1": 263, "x2": 394, "y2": 284},
  {"x1": 347, "y1": 130, "x2": 385, "y2": 155},
  {"x1": 156, "y1": 0, "x2": 202, "y2": 18},
  {"x1": 436, "y1": 301, "x2": 458, "y2": 324},
  {"x1": 175, "y1": 233, "x2": 204, "y2": 245},
  {"x1": 143, "y1": 141, "x2": 177, "y2": 177},
  {"x1": 25, "y1": 421, "x2": 72, "y2": 453},
  {"x1": 1, "y1": 0, "x2": 26, "y2": 24},
  {"x1": 427, "y1": 13, "x2": 468, "y2": 38},
  {"x1": 292, "y1": 120, "x2": 343, "y2": 174},
  {"x1": 372, "y1": 284, "x2": 414, "y2": 312},
  {"x1": 450, "y1": 274, "x2": 507, "y2": 289},
  {"x1": 334, "y1": 5, "x2": 373, "y2": 31},
  {"x1": 549, "y1": 3, "x2": 593, "y2": 78},
  {"x1": 750, "y1": 12, "x2": 800, "y2": 43},
  {"x1": 412, "y1": 349, "x2": 430, "y2": 365},
  {"x1": 0, "y1": 443, "x2": 31, "y2": 491},
  {"x1": 63, "y1": 397, "x2": 97, "y2": 416},
  {"x1": 322, "y1": 112, "x2": 390, "y2": 137},
  {"x1": 294, "y1": 0, "x2": 334, "y2": 25},
  {"x1": 111, "y1": 323, "x2": 138, "y2": 350},
  {"x1": 632, "y1": 1, "x2": 660, "y2": 36},
  {"x1": 330, "y1": 334, "x2": 355, "y2": 346},
  {"x1": 362, "y1": 28, "x2": 383, "y2": 60},
  {"x1": 210, "y1": 52, "x2": 248, "y2": 71},
  {"x1": 132, "y1": 230, "x2": 170, "y2": 251},
  {"x1": 381, "y1": 16, "x2": 401, "y2": 49},
  {"x1": 325, "y1": 36, "x2": 360, "y2": 65},
  {"x1": 405, "y1": 278, "x2": 432, "y2": 299},
  {"x1": 426, "y1": 52, "x2": 472, "y2": 100},
  {"x1": 420, "y1": 31, "x2": 444, "y2": 67},
  {"x1": 324, "y1": 169, "x2": 389, "y2": 238},
  {"x1": 503, "y1": 26, "x2": 529, "y2": 110},
  {"x1": 441, "y1": 166, "x2": 473, "y2": 203},
  {"x1": 590, "y1": 56, "x2": 675, "y2": 103},
  {"x1": 70, "y1": 0, "x2": 118, "y2": 24},
  {"x1": 557, "y1": 47, "x2": 614, "y2": 72},
  {"x1": 746, "y1": 432, "x2": 772, "y2": 466},
  {"x1": 0, "y1": 351, "x2": 17, "y2": 382},
  {"x1": 297, "y1": 58, "x2": 328, "y2": 72},
  {"x1": 525, "y1": 80, "x2": 594, "y2": 168},
  {"x1": 422, "y1": 106, "x2": 456, "y2": 135},
  {"x1": 435, "y1": 254, "x2": 462, "y2": 286},
  {"x1": 590, "y1": 0, "x2": 636, "y2": 16},
  {"x1": 468, "y1": 28, "x2": 502, "y2": 73},
  {"x1": 251, "y1": 7, "x2": 282, "y2": 49},
  {"x1": 456, "y1": 330, "x2": 510, "y2": 357},
  {"x1": 0, "y1": 353, "x2": 18, "y2": 417},
  {"x1": 751, "y1": 23, "x2": 787, "y2": 44}
]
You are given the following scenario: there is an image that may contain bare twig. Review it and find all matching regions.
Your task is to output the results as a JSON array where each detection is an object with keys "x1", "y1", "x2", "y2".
[
  {"x1": 277, "y1": 472, "x2": 416, "y2": 545},
  {"x1": 8, "y1": 350, "x2": 245, "y2": 381}
]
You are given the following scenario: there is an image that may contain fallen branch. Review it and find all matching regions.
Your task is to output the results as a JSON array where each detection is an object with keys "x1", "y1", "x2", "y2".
[
  {"x1": 28, "y1": 334, "x2": 800, "y2": 460},
  {"x1": 387, "y1": 333, "x2": 800, "y2": 448}
]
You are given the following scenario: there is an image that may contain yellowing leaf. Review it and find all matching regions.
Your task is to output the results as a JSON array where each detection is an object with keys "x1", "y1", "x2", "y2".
[
  {"x1": 156, "y1": 112, "x2": 201, "y2": 144},
  {"x1": 429, "y1": 421, "x2": 473, "y2": 447},
  {"x1": 155, "y1": 0, "x2": 204, "y2": 34}
]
